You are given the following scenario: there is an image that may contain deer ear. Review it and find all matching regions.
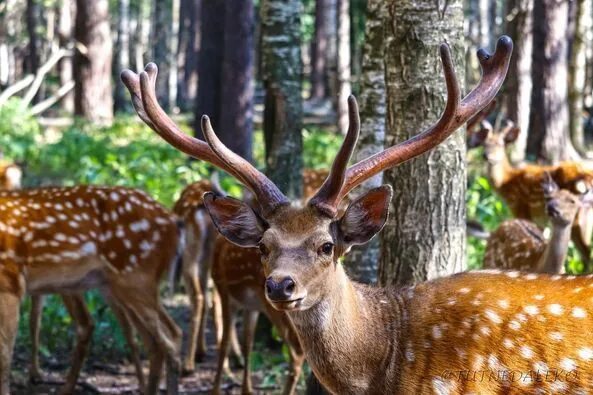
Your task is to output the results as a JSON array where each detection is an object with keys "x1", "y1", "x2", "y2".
[
  {"x1": 467, "y1": 124, "x2": 490, "y2": 149},
  {"x1": 338, "y1": 185, "x2": 392, "y2": 246},
  {"x1": 504, "y1": 125, "x2": 520, "y2": 144},
  {"x1": 541, "y1": 172, "x2": 558, "y2": 196},
  {"x1": 203, "y1": 192, "x2": 266, "y2": 247}
]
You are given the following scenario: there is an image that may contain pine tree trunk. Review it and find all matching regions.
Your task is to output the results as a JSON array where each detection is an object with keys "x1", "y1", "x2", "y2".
[
  {"x1": 310, "y1": 0, "x2": 329, "y2": 100},
  {"x1": 132, "y1": 0, "x2": 151, "y2": 70},
  {"x1": 25, "y1": 0, "x2": 41, "y2": 102},
  {"x1": 114, "y1": 0, "x2": 131, "y2": 112},
  {"x1": 261, "y1": 0, "x2": 303, "y2": 199},
  {"x1": 503, "y1": 0, "x2": 532, "y2": 163},
  {"x1": 57, "y1": 0, "x2": 74, "y2": 112},
  {"x1": 378, "y1": 0, "x2": 466, "y2": 286},
  {"x1": 151, "y1": 0, "x2": 172, "y2": 110},
  {"x1": 478, "y1": 0, "x2": 491, "y2": 48},
  {"x1": 218, "y1": 0, "x2": 254, "y2": 162},
  {"x1": 74, "y1": 0, "x2": 113, "y2": 124},
  {"x1": 326, "y1": 0, "x2": 338, "y2": 105},
  {"x1": 177, "y1": 0, "x2": 201, "y2": 112},
  {"x1": 527, "y1": 0, "x2": 575, "y2": 163},
  {"x1": 343, "y1": 0, "x2": 385, "y2": 285},
  {"x1": 336, "y1": 0, "x2": 351, "y2": 134},
  {"x1": 193, "y1": 0, "x2": 225, "y2": 138},
  {"x1": 569, "y1": 0, "x2": 591, "y2": 154}
]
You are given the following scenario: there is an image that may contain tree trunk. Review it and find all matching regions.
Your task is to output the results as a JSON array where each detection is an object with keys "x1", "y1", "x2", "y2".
[
  {"x1": 326, "y1": 0, "x2": 338, "y2": 104},
  {"x1": 151, "y1": 0, "x2": 172, "y2": 110},
  {"x1": 503, "y1": 0, "x2": 532, "y2": 163},
  {"x1": 378, "y1": 0, "x2": 466, "y2": 286},
  {"x1": 261, "y1": 0, "x2": 303, "y2": 199},
  {"x1": 25, "y1": 0, "x2": 41, "y2": 102},
  {"x1": 527, "y1": 0, "x2": 575, "y2": 163},
  {"x1": 478, "y1": 0, "x2": 491, "y2": 48},
  {"x1": 132, "y1": 0, "x2": 151, "y2": 70},
  {"x1": 343, "y1": 0, "x2": 385, "y2": 285},
  {"x1": 74, "y1": 0, "x2": 113, "y2": 124},
  {"x1": 569, "y1": 0, "x2": 592, "y2": 154},
  {"x1": 218, "y1": 0, "x2": 254, "y2": 162},
  {"x1": 193, "y1": 0, "x2": 225, "y2": 138},
  {"x1": 310, "y1": 0, "x2": 329, "y2": 100},
  {"x1": 57, "y1": 0, "x2": 74, "y2": 112},
  {"x1": 177, "y1": 0, "x2": 201, "y2": 112},
  {"x1": 114, "y1": 0, "x2": 131, "y2": 113},
  {"x1": 336, "y1": 0, "x2": 351, "y2": 134}
]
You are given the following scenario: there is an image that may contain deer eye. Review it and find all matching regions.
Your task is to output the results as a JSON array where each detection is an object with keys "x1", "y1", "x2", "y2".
[
  {"x1": 258, "y1": 243, "x2": 269, "y2": 257},
  {"x1": 318, "y1": 242, "x2": 334, "y2": 256}
]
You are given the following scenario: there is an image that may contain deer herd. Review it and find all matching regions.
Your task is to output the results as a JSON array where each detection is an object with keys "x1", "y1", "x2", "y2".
[{"x1": 1, "y1": 34, "x2": 593, "y2": 394}]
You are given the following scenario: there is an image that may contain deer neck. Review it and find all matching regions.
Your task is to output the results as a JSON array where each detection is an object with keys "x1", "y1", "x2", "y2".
[
  {"x1": 538, "y1": 223, "x2": 572, "y2": 274},
  {"x1": 288, "y1": 264, "x2": 404, "y2": 393},
  {"x1": 486, "y1": 153, "x2": 513, "y2": 189}
]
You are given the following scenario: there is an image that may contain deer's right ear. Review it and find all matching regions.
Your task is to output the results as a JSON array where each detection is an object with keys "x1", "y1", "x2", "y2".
[
  {"x1": 467, "y1": 127, "x2": 489, "y2": 149},
  {"x1": 541, "y1": 172, "x2": 559, "y2": 196},
  {"x1": 203, "y1": 192, "x2": 267, "y2": 247},
  {"x1": 338, "y1": 185, "x2": 393, "y2": 246}
]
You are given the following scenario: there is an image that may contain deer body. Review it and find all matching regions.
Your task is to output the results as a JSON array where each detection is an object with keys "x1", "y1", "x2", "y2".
[{"x1": 0, "y1": 185, "x2": 182, "y2": 395}]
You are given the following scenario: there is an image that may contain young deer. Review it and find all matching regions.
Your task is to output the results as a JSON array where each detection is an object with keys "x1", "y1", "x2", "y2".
[
  {"x1": 123, "y1": 37, "x2": 538, "y2": 394},
  {"x1": 484, "y1": 174, "x2": 593, "y2": 273},
  {"x1": 468, "y1": 110, "x2": 593, "y2": 269},
  {"x1": 0, "y1": 186, "x2": 182, "y2": 395}
]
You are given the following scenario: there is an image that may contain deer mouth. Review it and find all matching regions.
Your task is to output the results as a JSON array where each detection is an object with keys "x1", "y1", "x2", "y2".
[{"x1": 269, "y1": 297, "x2": 305, "y2": 311}]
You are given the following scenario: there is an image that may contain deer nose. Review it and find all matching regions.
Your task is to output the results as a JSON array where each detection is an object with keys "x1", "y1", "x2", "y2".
[{"x1": 265, "y1": 276, "x2": 295, "y2": 301}]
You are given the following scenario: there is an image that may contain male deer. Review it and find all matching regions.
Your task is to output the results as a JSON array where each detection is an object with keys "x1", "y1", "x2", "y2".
[
  {"x1": 0, "y1": 186, "x2": 182, "y2": 395},
  {"x1": 121, "y1": 37, "x2": 548, "y2": 394},
  {"x1": 173, "y1": 169, "x2": 328, "y2": 375},
  {"x1": 484, "y1": 174, "x2": 593, "y2": 273},
  {"x1": 468, "y1": 111, "x2": 593, "y2": 269}
]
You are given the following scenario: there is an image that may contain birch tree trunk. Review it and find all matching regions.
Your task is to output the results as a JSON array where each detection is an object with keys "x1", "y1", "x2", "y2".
[
  {"x1": 527, "y1": 0, "x2": 576, "y2": 163},
  {"x1": 336, "y1": 0, "x2": 351, "y2": 134},
  {"x1": 503, "y1": 0, "x2": 533, "y2": 163},
  {"x1": 569, "y1": 0, "x2": 592, "y2": 154},
  {"x1": 378, "y1": 0, "x2": 466, "y2": 286},
  {"x1": 261, "y1": 0, "x2": 303, "y2": 199},
  {"x1": 219, "y1": 0, "x2": 254, "y2": 162},
  {"x1": 114, "y1": 0, "x2": 131, "y2": 112},
  {"x1": 74, "y1": 0, "x2": 113, "y2": 124},
  {"x1": 343, "y1": 0, "x2": 385, "y2": 285}
]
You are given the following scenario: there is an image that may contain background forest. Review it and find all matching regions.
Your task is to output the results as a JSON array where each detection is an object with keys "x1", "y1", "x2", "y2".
[{"x1": 0, "y1": 0, "x2": 592, "y2": 393}]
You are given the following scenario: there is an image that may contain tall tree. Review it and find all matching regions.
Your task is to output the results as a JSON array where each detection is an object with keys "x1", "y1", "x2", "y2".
[
  {"x1": 193, "y1": 0, "x2": 225, "y2": 138},
  {"x1": 74, "y1": 0, "x2": 113, "y2": 124},
  {"x1": 114, "y1": 0, "x2": 131, "y2": 112},
  {"x1": 343, "y1": 0, "x2": 385, "y2": 284},
  {"x1": 57, "y1": 0, "x2": 74, "y2": 112},
  {"x1": 151, "y1": 0, "x2": 172, "y2": 110},
  {"x1": 568, "y1": 0, "x2": 592, "y2": 153},
  {"x1": 218, "y1": 0, "x2": 254, "y2": 161},
  {"x1": 527, "y1": 0, "x2": 576, "y2": 162},
  {"x1": 379, "y1": 0, "x2": 466, "y2": 286},
  {"x1": 336, "y1": 0, "x2": 351, "y2": 133},
  {"x1": 503, "y1": 0, "x2": 532, "y2": 163},
  {"x1": 310, "y1": 0, "x2": 330, "y2": 100},
  {"x1": 261, "y1": 0, "x2": 303, "y2": 198},
  {"x1": 176, "y1": 0, "x2": 201, "y2": 112},
  {"x1": 25, "y1": 0, "x2": 41, "y2": 102}
]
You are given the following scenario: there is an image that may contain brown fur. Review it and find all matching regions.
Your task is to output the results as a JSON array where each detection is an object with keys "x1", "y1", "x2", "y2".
[{"x1": 0, "y1": 186, "x2": 182, "y2": 395}]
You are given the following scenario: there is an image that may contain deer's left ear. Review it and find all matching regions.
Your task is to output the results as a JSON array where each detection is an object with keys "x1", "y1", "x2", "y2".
[{"x1": 338, "y1": 185, "x2": 392, "y2": 246}]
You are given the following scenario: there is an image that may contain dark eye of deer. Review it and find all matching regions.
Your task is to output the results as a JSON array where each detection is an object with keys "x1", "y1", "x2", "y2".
[
  {"x1": 319, "y1": 242, "x2": 334, "y2": 256},
  {"x1": 259, "y1": 243, "x2": 269, "y2": 257}
]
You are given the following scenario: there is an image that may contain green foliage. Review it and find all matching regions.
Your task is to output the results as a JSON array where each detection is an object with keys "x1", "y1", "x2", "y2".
[{"x1": 0, "y1": 98, "x2": 40, "y2": 161}]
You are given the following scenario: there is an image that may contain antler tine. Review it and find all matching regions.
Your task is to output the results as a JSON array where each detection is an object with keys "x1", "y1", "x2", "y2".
[
  {"x1": 308, "y1": 95, "x2": 360, "y2": 217},
  {"x1": 201, "y1": 115, "x2": 289, "y2": 215},
  {"x1": 337, "y1": 36, "x2": 513, "y2": 202},
  {"x1": 121, "y1": 63, "x2": 242, "y2": 178}
]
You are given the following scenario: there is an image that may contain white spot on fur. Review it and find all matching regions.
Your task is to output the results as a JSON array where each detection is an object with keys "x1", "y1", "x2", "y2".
[
  {"x1": 578, "y1": 347, "x2": 593, "y2": 361},
  {"x1": 573, "y1": 307, "x2": 587, "y2": 318}
]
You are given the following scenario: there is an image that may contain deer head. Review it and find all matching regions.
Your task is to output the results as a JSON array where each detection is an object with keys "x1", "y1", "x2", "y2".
[
  {"x1": 468, "y1": 116, "x2": 520, "y2": 165},
  {"x1": 542, "y1": 172, "x2": 593, "y2": 227},
  {"x1": 122, "y1": 36, "x2": 512, "y2": 312}
]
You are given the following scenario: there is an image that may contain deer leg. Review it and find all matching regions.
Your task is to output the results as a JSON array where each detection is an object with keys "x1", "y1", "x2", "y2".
[
  {"x1": 241, "y1": 310, "x2": 258, "y2": 395},
  {"x1": 213, "y1": 286, "x2": 234, "y2": 395},
  {"x1": 28, "y1": 295, "x2": 44, "y2": 383},
  {"x1": 181, "y1": 242, "x2": 203, "y2": 374},
  {"x1": 0, "y1": 292, "x2": 20, "y2": 395},
  {"x1": 196, "y1": 225, "x2": 216, "y2": 362},
  {"x1": 264, "y1": 304, "x2": 304, "y2": 395},
  {"x1": 58, "y1": 294, "x2": 94, "y2": 395},
  {"x1": 108, "y1": 301, "x2": 145, "y2": 390}
]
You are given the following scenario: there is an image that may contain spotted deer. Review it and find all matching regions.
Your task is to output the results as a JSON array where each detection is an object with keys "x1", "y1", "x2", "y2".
[
  {"x1": 468, "y1": 110, "x2": 593, "y2": 269},
  {"x1": 0, "y1": 186, "x2": 182, "y2": 395},
  {"x1": 484, "y1": 173, "x2": 593, "y2": 274},
  {"x1": 123, "y1": 37, "x2": 593, "y2": 394}
]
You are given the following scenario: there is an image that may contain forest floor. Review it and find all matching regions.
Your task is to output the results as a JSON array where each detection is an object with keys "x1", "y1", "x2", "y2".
[{"x1": 9, "y1": 293, "x2": 295, "y2": 394}]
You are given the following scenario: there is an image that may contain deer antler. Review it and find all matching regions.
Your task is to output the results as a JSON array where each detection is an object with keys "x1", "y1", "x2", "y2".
[
  {"x1": 312, "y1": 36, "x2": 513, "y2": 211},
  {"x1": 121, "y1": 64, "x2": 289, "y2": 215}
]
